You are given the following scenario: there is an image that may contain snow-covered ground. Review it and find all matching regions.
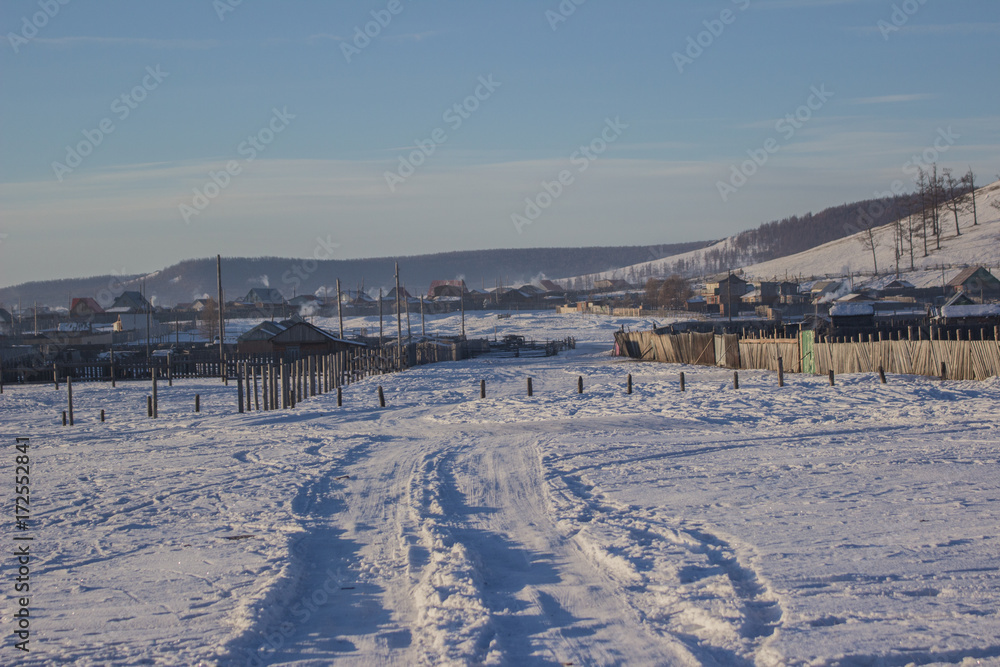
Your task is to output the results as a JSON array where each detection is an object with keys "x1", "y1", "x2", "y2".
[{"x1": 3, "y1": 311, "x2": 999, "y2": 666}]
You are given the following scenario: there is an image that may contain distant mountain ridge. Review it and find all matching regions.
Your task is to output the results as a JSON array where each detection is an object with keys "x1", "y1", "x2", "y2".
[{"x1": 0, "y1": 243, "x2": 709, "y2": 309}]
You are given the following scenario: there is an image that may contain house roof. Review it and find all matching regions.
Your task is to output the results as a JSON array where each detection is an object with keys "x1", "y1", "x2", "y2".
[
  {"x1": 245, "y1": 288, "x2": 286, "y2": 304},
  {"x1": 71, "y1": 297, "x2": 105, "y2": 314},
  {"x1": 943, "y1": 291, "x2": 976, "y2": 307},
  {"x1": 946, "y1": 266, "x2": 1000, "y2": 289},
  {"x1": 268, "y1": 321, "x2": 366, "y2": 347},
  {"x1": 539, "y1": 280, "x2": 564, "y2": 292}
]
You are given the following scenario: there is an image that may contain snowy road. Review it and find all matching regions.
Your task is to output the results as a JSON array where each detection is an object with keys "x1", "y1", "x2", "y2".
[{"x1": 3, "y1": 312, "x2": 1000, "y2": 665}]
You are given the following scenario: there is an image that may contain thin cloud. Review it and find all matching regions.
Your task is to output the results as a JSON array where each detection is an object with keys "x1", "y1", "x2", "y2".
[
  {"x1": 34, "y1": 36, "x2": 220, "y2": 49},
  {"x1": 849, "y1": 94, "x2": 935, "y2": 105}
]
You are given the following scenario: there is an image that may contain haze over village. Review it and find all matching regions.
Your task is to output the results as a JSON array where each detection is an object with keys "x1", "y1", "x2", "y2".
[{"x1": 1, "y1": 1, "x2": 999, "y2": 665}]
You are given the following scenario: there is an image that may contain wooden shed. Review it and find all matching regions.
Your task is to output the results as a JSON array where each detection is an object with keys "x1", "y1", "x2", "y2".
[{"x1": 268, "y1": 321, "x2": 367, "y2": 360}]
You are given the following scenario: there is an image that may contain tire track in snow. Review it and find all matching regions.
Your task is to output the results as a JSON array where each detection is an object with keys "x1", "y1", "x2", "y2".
[
  {"x1": 543, "y1": 465, "x2": 784, "y2": 666},
  {"x1": 402, "y1": 445, "x2": 502, "y2": 666},
  {"x1": 403, "y1": 430, "x2": 698, "y2": 666}
]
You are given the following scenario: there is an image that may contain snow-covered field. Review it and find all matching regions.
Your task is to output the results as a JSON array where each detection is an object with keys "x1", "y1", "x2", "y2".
[{"x1": 3, "y1": 311, "x2": 999, "y2": 666}]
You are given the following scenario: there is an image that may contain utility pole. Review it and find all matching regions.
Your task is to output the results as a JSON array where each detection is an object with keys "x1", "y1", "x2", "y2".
[
  {"x1": 217, "y1": 255, "x2": 225, "y2": 380},
  {"x1": 144, "y1": 279, "x2": 151, "y2": 364},
  {"x1": 727, "y1": 270, "x2": 733, "y2": 323},
  {"x1": 420, "y1": 295, "x2": 425, "y2": 338},
  {"x1": 395, "y1": 262, "x2": 402, "y2": 346},
  {"x1": 336, "y1": 278, "x2": 344, "y2": 339}
]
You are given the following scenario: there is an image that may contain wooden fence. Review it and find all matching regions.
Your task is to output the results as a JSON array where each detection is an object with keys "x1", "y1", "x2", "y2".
[{"x1": 614, "y1": 329, "x2": 1000, "y2": 381}]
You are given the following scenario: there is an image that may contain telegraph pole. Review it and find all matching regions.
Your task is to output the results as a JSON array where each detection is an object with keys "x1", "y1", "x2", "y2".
[
  {"x1": 217, "y1": 255, "x2": 225, "y2": 380},
  {"x1": 336, "y1": 278, "x2": 344, "y2": 339},
  {"x1": 395, "y1": 262, "x2": 402, "y2": 347}
]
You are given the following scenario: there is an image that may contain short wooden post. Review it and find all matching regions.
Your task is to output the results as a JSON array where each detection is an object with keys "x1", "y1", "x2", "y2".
[
  {"x1": 195, "y1": 394, "x2": 200, "y2": 412},
  {"x1": 777, "y1": 357, "x2": 784, "y2": 387},
  {"x1": 337, "y1": 386, "x2": 343, "y2": 407},
  {"x1": 237, "y1": 366, "x2": 244, "y2": 414},
  {"x1": 627, "y1": 374, "x2": 633, "y2": 394},
  {"x1": 378, "y1": 385, "x2": 385, "y2": 408},
  {"x1": 152, "y1": 374, "x2": 158, "y2": 419},
  {"x1": 53, "y1": 362, "x2": 59, "y2": 390},
  {"x1": 577, "y1": 376, "x2": 583, "y2": 394},
  {"x1": 62, "y1": 410, "x2": 67, "y2": 426},
  {"x1": 253, "y1": 367, "x2": 260, "y2": 411},
  {"x1": 480, "y1": 379, "x2": 486, "y2": 399},
  {"x1": 110, "y1": 350, "x2": 116, "y2": 388},
  {"x1": 940, "y1": 361, "x2": 947, "y2": 382},
  {"x1": 828, "y1": 370, "x2": 835, "y2": 386},
  {"x1": 147, "y1": 395, "x2": 153, "y2": 418},
  {"x1": 527, "y1": 377, "x2": 533, "y2": 397},
  {"x1": 679, "y1": 372, "x2": 685, "y2": 392},
  {"x1": 67, "y1": 378, "x2": 74, "y2": 425},
  {"x1": 167, "y1": 354, "x2": 173, "y2": 387},
  {"x1": 878, "y1": 366, "x2": 887, "y2": 384},
  {"x1": 100, "y1": 409, "x2": 105, "y2": 422},
  {"x1": 733, "y1": 371, "x2": 739, "y2": 390}
]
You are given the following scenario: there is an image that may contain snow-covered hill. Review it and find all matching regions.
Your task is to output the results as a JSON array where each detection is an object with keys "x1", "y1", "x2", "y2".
[
  {"x1": 568, "y1": 181, "x2": 1000, "y2": 287},
  {"x1": 742, "y1": 180, "x2": 1000, "y2": 284}
]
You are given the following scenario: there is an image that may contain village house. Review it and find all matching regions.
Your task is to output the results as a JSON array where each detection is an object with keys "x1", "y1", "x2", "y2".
[
  {"x1": 109, "y1": 290, "x2": 153, "y2": 313},
  {"x1": 946, "y1": 267, "x2": 1000, "y2": 302},
  {"x1": 243, "y1": 288, "x2": 287, "y2": 307},
  {"x1": 703, "y1": 273, "x2": 749, "y2": 317},
  {"x1": 70, "y1": 297, "x2": 105, "y2": 318}
]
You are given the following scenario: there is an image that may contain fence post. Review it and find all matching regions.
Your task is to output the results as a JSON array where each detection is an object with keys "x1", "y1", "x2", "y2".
[
  {"x1": 253, "y1": 366, "x2": 260, "y2": 411},
  {"x1": 627, "y1": 373, "x2": 633, "y2": 394},
  {"x1": 167, "y1": 353, "x2": 173, "y2": 387},
  {"x1": 680, "y1": 372, "x2": 685, "y2": 392},
  {"x1": 147, "y1": 396, "x2": 153, "y2": 418},
  {"x1": 480, "y1": 379, "x2": 486, "y2": 399},
  {"x1": 195, "y1": 394, "x2": 200, "y2": 412},
  {"x1": 337, "y1": 386, "x2": 342, "y2": 407},
  {"x1": 237, "y1": 366, "x2": 244, "y2": 414},
  {"x1": 940, "y1": 361, "x2": 947, "y2": 382},
  {"x1": 777, "y1": 357, "x2": 784, "y2": 387},
  {"x1": 62, "y1": 410, "x2": 67, "y2": 426},
  {"x1": 152, "y1": 373, "x2": 158, "y2": 419},
  {"x1": 733, "y1": 371, "x2": 739, "y2": 390},
  {"x1": 53, "y1": 362, "x2": 59, "y2": 390},
  {"x1": 100, "y1": 409, "x2": 105, "y2": 422},
  {"x1": 67, "y1": 378, "x2": 74, "y2": 426},
  {"x1": 577, "y1": 376, "x2": 583, "y2": 394},
  {"x1": 527, "y1": 377, "x2": 533, "y2": 397},
  {"x1": 828, "y1": 370, "x2": 835, "y2": 386},
  {"x1": 378, "y1": 385, "x2": 385, "y2": 408},
  {"x1": 878, "y1": 366, "x2": 887, "y2": 384}
]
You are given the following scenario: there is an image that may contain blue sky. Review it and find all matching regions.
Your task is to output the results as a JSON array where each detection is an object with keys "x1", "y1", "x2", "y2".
[{"x1": 1, "y1": 0, "x2": 998, "y2": 286}]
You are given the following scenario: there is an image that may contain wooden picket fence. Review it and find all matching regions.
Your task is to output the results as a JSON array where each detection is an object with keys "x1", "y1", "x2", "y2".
[{"x1": 614, "y1": 328, "x2": 1000, "y2": 381}]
